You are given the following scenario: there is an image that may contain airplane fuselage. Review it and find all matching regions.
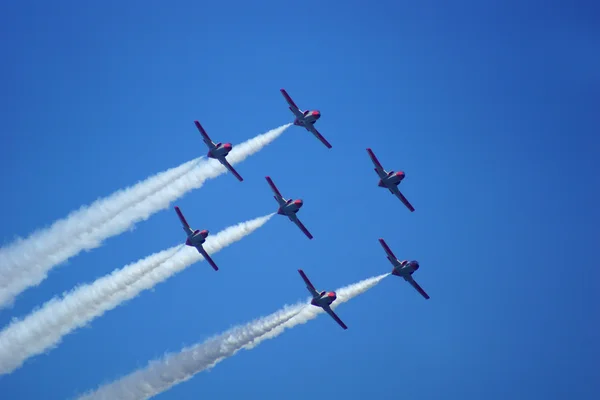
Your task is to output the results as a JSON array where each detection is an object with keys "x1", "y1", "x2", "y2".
[
  {"x1": 311, "y1": 290, "x2": 337, "y2": 307},
  {"x1": 293, "y1": 109, "x2": 321, "y2": 127},
  {"x1": 185, "y1": 229, "x2": 209, "y2": 246},
  {"x1": 207, "y1": 143, "x2": 232, "y2": 159},
  {"x1": 378, "y1": 170, "x2": 405, "y2": 188},
  {"x1": 391, "y1": 260, "x2": 420, "y2": 278},
  {"x1": 277, "y1": 198, "x2": 303, "y2": 216}
]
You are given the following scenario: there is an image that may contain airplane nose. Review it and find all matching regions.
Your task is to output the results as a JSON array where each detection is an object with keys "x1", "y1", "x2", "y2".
[
  {"x1": 328, "y1": 292, "x2": 336, "y2": 299},
  {"x1": 396, "y1": 171, "x2": 405, "y2": 179},
  {"x1": 224, "y1": 143, "x2": 232, "y2": 149},
  {"x1": 294, "y1": 199, "x2": 303, "y2": 206},
  {"x1": 412, "y1": 261, "x2": 419, "y2": 270},
  {"x1": 313, "y1": 110, "x2": 320, "y2": 117}
]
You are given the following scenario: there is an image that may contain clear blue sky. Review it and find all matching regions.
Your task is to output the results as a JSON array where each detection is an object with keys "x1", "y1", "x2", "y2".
[{"x1": 1, "y1": 0, "x2": 599, "y2": 399}]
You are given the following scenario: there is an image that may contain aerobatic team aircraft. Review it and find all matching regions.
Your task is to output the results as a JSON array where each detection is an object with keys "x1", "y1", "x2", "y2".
[
  {"x1": 194, "y1": 120, "x2": 244, "y2": 182},
  {"x1": 378, "y1": 238, "x2": 429, "y2": 299},
  {"x1": 366, "y1": 148, "x2": 415, "y2": 212},
  {"x1": 174, "y1": 206, "x2": 219, "y2": 271},
  {"x1": 265, "y1": 176, "x2": 313, "y2": 239},
  {"x1": 280, "y1": 88, "x2": 332, "y2": 149},
  {"x1": 298, "y1": 269, "x2": 348, "y2": 330}
]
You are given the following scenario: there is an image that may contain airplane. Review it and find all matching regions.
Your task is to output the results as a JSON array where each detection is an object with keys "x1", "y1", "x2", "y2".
[
  {"x1": 174, "y1": 206, "x2": 219, "y2": 271},
  {"x1": 280, "y1": 88, "x2": 332, "y2": 149},
  {"x1": 366, "y1": 148, "x2": 415, "y2": 212},
  {"x1": 378, "y1": 238, "x2": 430, "y2": 299},
  {"x1": 298, "y1": 269, "x2": 348, "y2": 330},
  {"x1": 193, "y1": 120, "x2": 243, "y2": 182},
  {"x1": 265, "y1": 176, "x2": 313, "y2": 239}
]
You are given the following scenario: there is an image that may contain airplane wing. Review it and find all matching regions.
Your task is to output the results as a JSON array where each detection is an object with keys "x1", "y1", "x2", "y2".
[
  {"x1": 307, "y1": 125, "x2": 332, "y2": 149},
  {"x1": 366, "y1": 148, "x2": 386, "y2": 176},
  {"x1": 406, "y1": 276, "x2": 430, "y2": 299},
  {"x1": 218, "y1": 158, "x2": 244, "y2": 182},
  {"x1": 196, "y1": 246, "x2": 219, "y2": 271},
  {"x1": 174, "y1": 206, "x2": 193, "y2": 236},
  {"x1": 289, "y1": 214, "x2": 313, "y2": 239},
  {"x1": 390, "y1": 186, "x2": 415, "y2": 212},
  {"x1": 194, "y1": 120, "x2": 216, "y2": 149},
  {"x1": 265, "y1": 176, "x2": 285, "y2": 203},
  {"x1": 378, "y1": 238, "x2": 398, "y2": 265},
  {"x1": 297, "y1": 269, "x2": 319, "y2": 297},
  {"x1": 280, "y1": 89, "x2": 302, "y2": 116},
  {"x1": 323, "y1": 305, "x2": 348, "y2": 330}
]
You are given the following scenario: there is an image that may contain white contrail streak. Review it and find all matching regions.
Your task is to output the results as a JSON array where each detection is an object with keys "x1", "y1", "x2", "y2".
[
  {"x1": 0, "y1": 214, "x2": 274, "y2": 375},
  {"x1": 76, "y1": 273, "x2": 389, "y2": 400},
  {"x1": 0, "y1": 124, "x2": 291, "y2": 308}
]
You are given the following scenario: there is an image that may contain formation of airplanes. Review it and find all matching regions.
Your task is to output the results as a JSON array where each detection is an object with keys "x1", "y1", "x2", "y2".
[{"x1": 176, "y1": 88, "x2": 429, "y2": 330}]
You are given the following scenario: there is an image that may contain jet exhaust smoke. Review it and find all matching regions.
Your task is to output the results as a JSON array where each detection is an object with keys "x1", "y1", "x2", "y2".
[
  {"x1": 0, "y1": 124, "x2": 291, "y2": 309},
  {"x1": 0, "y1": 214, "x2": 274, "y2": 375},
  {"x1": 76, "y1": 273, "x2": 389, "y2": 400}
]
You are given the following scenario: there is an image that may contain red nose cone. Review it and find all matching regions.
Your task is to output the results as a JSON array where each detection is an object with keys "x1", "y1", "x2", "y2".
[
  {"x1": 396, "y1": 171, "x2": 405, "y2": 178},
  {"x1": 224, "y1": 143, "x2": 232, "y2": 149},
  {"x1": 200, "y1": 230, "x2": 208, "y2": 236},
  {"x1": 294, "y1": 199, "x2": 303, "y2": 206},
  {"x1": 328, "y1": 292, "x2": 336, "y2": 298},
  {"x1": 313, "y1": 110, "x2": 320, "y2": 116}
]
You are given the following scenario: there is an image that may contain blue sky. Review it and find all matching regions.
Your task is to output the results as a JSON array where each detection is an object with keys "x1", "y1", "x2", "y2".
[{"x1": 1, "y1": 0, "x2": 599, "y2": 399}]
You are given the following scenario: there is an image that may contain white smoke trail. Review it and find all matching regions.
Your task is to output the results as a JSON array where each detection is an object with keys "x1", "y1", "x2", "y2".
[
  {"x1": 0, "y1": 214, "x2": 274, "y2": 375},
  {"x1": 0, "y1": 157, "x2": 200, "y2": 286},
  {"x1": 77, "y1": 273, "x2": 389, "y2": 400},
  {"x1": 0, "y1": 124, "x2": 291, "y2": 309}
]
